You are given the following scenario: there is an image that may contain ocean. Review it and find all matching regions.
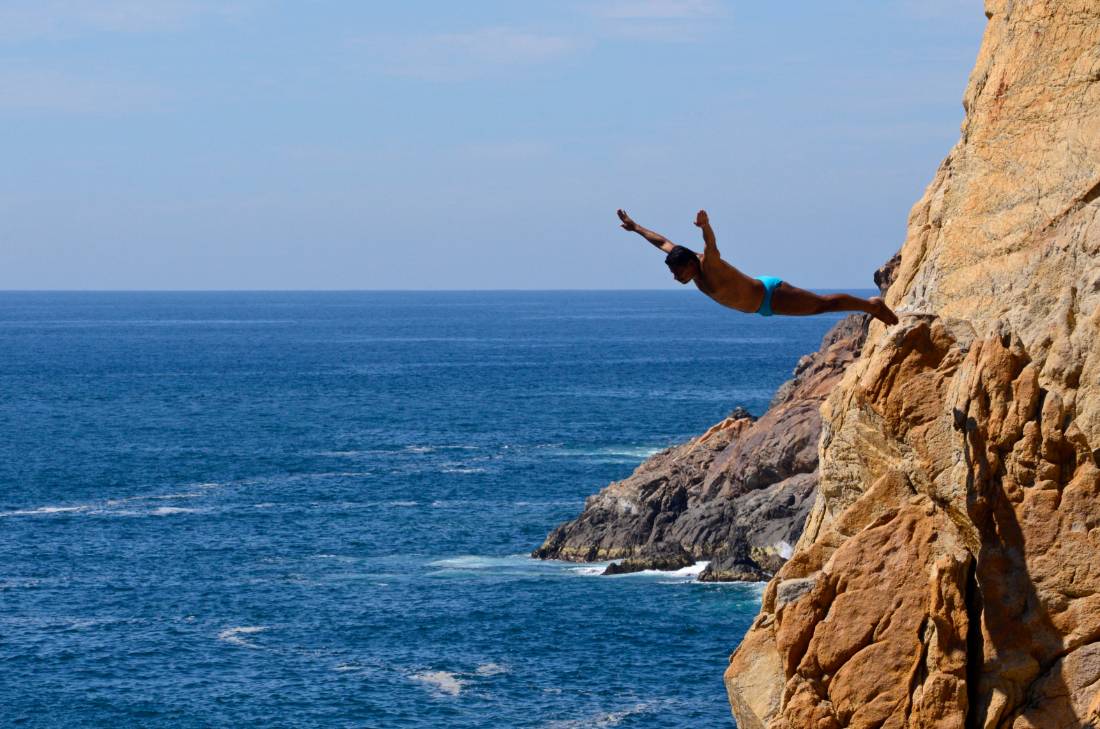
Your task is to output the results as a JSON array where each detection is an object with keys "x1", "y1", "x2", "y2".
[{"x1": 0, "y1": 291, "x2": 850, "y2": 728}]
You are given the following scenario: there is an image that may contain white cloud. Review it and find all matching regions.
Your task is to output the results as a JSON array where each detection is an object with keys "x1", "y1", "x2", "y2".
[
  {"x1": 593, "y1": 0, "x2": 726, "y2": 20},
  {"x1": 362, "y1": 27, "x2": 583, "y2": 82},
  {"x1": 588, "y1": 0, "x2": 728, "y2": 43},
  {"x1": 0, "y1": 68, "x2": 169, "y2": 113},
  {"x1": 0, "y1": 0, "x2": 248, "y2": 41}
]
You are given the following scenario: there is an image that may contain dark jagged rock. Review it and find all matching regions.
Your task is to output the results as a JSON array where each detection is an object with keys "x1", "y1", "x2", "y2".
[
  {"x1": 532, "y1": 314, "x2": 868, "y2": 580},
  {"x1": 698, "y1": 528, "x2": 771, "y2": 582},
  {"x1": 873, "y1": 250, "x2": 901, "y2": 296},
  {"x1": 602, "y1": 544, "x2": 695, "y2": 575}
]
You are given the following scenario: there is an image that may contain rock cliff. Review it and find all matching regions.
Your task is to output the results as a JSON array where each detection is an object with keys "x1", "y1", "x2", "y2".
[
  {"x1": 726, "y1": 2, "x2": 1100, "y2": 727},
  {"x1": 533, "y1": 314, "x2": 868, "y2": 581}
]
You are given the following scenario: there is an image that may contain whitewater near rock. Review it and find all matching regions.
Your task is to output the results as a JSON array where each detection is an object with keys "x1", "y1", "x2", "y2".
[{"x1": 726, "y1": 1, "x2": 1100, "y2": 727}]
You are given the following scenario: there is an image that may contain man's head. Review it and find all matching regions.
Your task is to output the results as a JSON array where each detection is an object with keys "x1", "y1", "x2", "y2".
[{"x1": 665, "y1": 246, "x2": 700, "y2": 284}]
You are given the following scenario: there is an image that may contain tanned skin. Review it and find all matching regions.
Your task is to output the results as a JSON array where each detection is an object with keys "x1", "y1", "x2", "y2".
[{"x1": 616, "y1": 208, "x2": 899, "y2": 326}]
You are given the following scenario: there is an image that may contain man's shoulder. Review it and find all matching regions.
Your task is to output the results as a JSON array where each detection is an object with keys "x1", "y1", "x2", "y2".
[{"x1": 700, "y1": 252, "x2": 724, "y2": 269}]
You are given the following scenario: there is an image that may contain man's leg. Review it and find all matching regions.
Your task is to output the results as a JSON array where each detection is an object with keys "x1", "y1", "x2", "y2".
[{"x1": 770, "y1": 282, "x2": 899, "y2": 325}]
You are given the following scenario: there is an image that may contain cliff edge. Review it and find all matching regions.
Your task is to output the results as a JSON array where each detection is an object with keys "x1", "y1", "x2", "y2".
[{"x1": 726, "y1": 2, "x2": 1100, "y2": 728}]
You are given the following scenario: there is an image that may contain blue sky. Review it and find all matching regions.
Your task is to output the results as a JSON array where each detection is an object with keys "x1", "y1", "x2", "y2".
[{"x1": 1, "y1": 0, "x2": 985, "y2": 290}]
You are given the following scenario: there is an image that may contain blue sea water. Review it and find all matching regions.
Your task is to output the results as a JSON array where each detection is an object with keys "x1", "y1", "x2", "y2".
[{"x1": 0, "y1": 291, "x2": 852, "y2": 728}]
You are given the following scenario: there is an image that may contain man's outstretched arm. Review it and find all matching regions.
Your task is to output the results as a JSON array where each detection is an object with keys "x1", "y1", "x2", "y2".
[
  {"x1": 694, "y1": 209, "x2": 719, "y2": 260},
  {"x1": 617, "y1": 209, "x2": 676, "y2": 253}
]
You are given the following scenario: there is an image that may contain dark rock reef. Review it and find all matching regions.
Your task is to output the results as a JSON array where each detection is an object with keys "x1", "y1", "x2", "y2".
[{"x1": 533, "y1": 313, "x2": 869, "y2": 581}]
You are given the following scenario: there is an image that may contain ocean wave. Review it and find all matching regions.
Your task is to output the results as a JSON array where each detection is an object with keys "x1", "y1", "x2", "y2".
[
  {"x1": 105, "y1": 492, "x2": 203, "y2": 506},
  {"x1": 333, "y1": 663, "x2": 361, "y2": 672},
  {"x1": 147, "y1": 506, "x2": 204, "y2": 516},
  {"x1": 217, "y1": 626, "x2": 268, "y2": 648},
  {"x1": 2, "y1": 487, "x2": 213, "y2": 519},
  {"x1": 425, "y1": 554, "x2": 552, "y2": 574},
  {"x1": 543, "y1": 701, "x2": 656, "y2": 728},
  {"x1": 411, "y1": 670, "x2": 464, "y2": 697},
  {"x1": 536, "y1": 445, "x2": 664, "y2": 462},
  {"x1": 0, "y1": 505, "x2": 91, "y2": 517},
  {"x1": 568, "y1": 564, "x2": 611, "y2": 576},
  {"x1": 612, "y1": 561, "x2": 710, "y2": 582},
  {"x1": 475, "y1": 662, "x2": 508, "y2": 676},
  {"x1": 439, "y1": 466, "x2": 488, "y2": 474},
  {"x1": 569, "y1": 561, "x2": 711, "y2": 582},
  {"x1": 2, "y1": 503, "x2": 209, "y2": 519}
]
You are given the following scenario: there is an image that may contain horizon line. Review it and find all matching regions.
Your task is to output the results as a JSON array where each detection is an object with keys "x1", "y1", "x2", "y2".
[{"x1": 0, "y1": 286, "x2": 881, "y2": 294}]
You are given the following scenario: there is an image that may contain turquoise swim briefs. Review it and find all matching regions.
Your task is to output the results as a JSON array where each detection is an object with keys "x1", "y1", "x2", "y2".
[{"x1": 755, "y1": 276, "x2": 783, "y2": 317}]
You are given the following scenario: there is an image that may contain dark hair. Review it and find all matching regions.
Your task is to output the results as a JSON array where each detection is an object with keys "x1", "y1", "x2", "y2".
[{"x1": 664, "y1": 245, "x2": 699, "y2": 270}]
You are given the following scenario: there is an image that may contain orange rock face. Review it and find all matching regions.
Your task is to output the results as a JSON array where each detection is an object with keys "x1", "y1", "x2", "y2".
[{"x1": 725, "y1": 1, "x2": 1100, "y2": 727}]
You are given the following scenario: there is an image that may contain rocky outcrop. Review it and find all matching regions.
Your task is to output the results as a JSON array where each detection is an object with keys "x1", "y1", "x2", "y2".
[
  {"x1": 726, "y1": 2, "x2": 1100, "y2": 727},
  {"x1": 533, "y1": 314, "x2": 868, "y2": 581}
]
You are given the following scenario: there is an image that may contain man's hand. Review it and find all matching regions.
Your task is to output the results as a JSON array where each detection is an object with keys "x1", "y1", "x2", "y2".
[
  {"x1": 694, "y1": 209, "x2": 710, "y2": 228},
  {"x1": 617, "y1": 209, "x2": 637, "y2": 232}
]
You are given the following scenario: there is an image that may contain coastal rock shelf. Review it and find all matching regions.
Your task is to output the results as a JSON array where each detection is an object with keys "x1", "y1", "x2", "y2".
[
  {"x1": 726, "y1": 1, "x2": 1100, "y2": 727},
  {"x1": 532, "y1": 314, "x2": 868, "y2": 582}
]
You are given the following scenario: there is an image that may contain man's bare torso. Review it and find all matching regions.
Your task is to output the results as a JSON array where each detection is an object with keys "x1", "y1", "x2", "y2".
[{"x1": 694, "y1": 253, "x2": 765, "y2": 313}]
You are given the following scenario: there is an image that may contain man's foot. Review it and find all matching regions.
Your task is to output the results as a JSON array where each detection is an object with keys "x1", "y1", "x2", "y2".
[{"x1": 869, "y1": 297, "x2": 899, "y2": 325}]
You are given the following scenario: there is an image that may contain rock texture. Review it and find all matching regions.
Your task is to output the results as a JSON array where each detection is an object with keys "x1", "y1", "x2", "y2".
[
  {"x1": 726, "y1": 2, "x2": 1100, "y2": 727},
  {"x1": 533, "y1": 314, "x2": 868, "y2": 581}
]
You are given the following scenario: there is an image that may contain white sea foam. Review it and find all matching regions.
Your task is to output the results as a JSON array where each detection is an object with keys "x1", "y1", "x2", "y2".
[
  {"x1": 541, "y1": 445, "x2": 663, "y2": 462},
  {"x1": 475, "y1": 662, "x2": 508, "y2": 676},
  {"x1": 425, "y1": 554, "x2": 552, "y2": 578},
  {"x1": 428, "y1": 555, "x2": 496, "y2": 569},
  {"x1": 3, "y1": 486, "x2": 215, "y2": 518},
  {"x1": 544, "y1": 701, "x2": 655, "y2": 728},
  {"x1": 776, "y1": 540, "x2": 794, "y2": 560},
  {"x1": 105, "y1": 492, "x2": 203, "y2": 506},
  {"x1": 411, "y1": 670, "x2": 464, "y2": 696},
  {"x1": 333, "y1": 662, "x2": 362, "y2": 672},
  {"x1": 148, "y1": 506, "x2": 202, "y2": 516},
  {"x1": 217, "y1": 626, "x2": 268, "y2": 648},
  {"x1": 582, "y1": 561, "x2": 711, "y2": 582},
  {"x1": 569, "y1": 564, "x2": 610, "y2": 576},
  {"x1": 0, "y1": 505, "x2": 91, "y2": 517}
]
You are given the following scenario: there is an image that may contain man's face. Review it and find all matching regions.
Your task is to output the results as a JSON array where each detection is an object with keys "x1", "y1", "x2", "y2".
[{"x1": 671, "y1": 262, "x2": 697, "y2": 284}]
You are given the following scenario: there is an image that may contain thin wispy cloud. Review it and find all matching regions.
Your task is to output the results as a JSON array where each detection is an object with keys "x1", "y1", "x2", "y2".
[
  {"x1": 0, "y1": 0, "x2": 248, "y2": 41},
  {"x1": 593, "y1": 0, "x2": 726, "y2": 20},
  {"x1": 589, "y1": 0, "x2": 728, "y2": 43},
  {"x1": 362, "y1": 27, "x2": 583, "y2": 82},
  {"x1": 0, "y1": 68, "x2": 169, "y2": 113}
]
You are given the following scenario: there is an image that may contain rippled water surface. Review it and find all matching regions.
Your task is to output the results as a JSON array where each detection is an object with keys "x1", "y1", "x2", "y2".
[{"x1": 0, "y1": 291, "x2": 849, "y2": 728}]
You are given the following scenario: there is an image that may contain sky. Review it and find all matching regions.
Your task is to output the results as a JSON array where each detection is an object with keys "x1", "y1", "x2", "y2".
[{"x1": 1, "y1": 0, "x2": 987, "y2": 290}]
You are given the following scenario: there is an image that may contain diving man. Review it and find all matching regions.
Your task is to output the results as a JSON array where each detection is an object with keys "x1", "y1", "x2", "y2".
[{"x1": 617, "y1": 209, "x2": 899, "y2": 325}]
